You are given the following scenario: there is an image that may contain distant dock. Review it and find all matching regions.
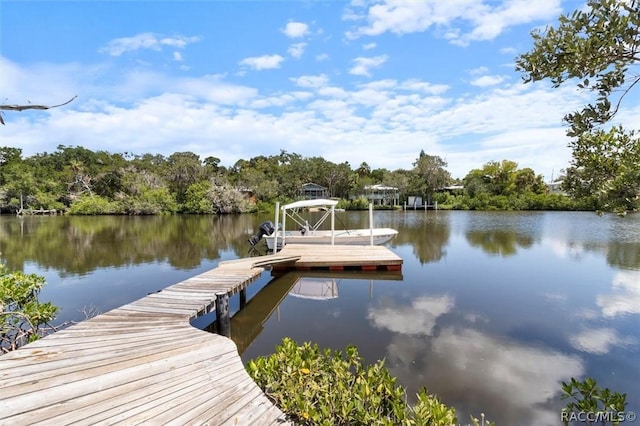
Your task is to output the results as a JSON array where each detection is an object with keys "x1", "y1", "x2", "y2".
[{"x1": 0, "y1": 244, "x2": 402, "y2": 425}]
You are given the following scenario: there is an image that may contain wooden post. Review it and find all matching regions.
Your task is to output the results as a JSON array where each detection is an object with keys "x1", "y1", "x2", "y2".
[
  {"x1": 239, "y1": 288, "x2": 247, "y2": 309},
  {"x1": 369, "y1": 203, "x2": 373, "y2": 246},
  {"x1": 215, "y1": 292, "x2": 231, "y2": 337},
  {"x1": 331, "y1": 205, "x2": 335, "y2": 245},
  {"x1": 273, "y1": 202, "x2": 280, "y2": 254}
]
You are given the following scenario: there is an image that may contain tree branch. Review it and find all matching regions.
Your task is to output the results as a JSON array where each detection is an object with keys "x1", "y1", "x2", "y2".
[{"x1": 0, "y1": 95, "x2": 78, "y2": 125}]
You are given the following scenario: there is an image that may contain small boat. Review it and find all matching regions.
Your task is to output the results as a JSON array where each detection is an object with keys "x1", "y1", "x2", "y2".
[{"x1": 250, "y1": 199, "x2": 398, "y2": 251}]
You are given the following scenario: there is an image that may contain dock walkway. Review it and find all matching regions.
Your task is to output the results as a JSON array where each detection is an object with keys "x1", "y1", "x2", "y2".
[{"x1": 0, "y1": 244, "x2": 402, "y2": 425}]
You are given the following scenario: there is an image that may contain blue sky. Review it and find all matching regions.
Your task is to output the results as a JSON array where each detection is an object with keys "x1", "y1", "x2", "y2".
[{"x1": 2, "y1": 0, "x2": 636, "y2": 180}]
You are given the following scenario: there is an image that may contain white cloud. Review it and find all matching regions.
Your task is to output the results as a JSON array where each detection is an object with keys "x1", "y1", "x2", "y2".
[
  {"x1": 362, "y1": 42, "x2": 377, "y2": 50},
  {"x1": 173, "y1": 52, "x2": 183, "y2": 62},
  {"x1": 469, "y1": 66, "x2": 489, "y2": 75},
  {"x1": 500, "y1": 46, "x2": 518, "y2": 55},
  {"x1": 282, "y1": 21, "x2": 309, "y2": 38},
  {"x1": 287, "y1": 42, "x2": 307, "y2": 59},
  {"x1": 0, "y1": 57, "x2": 90, "y2": 106},
  {"x1": 250, "y1": 91, "x2": 313, "y2": 109},
  {"x1": 2, "y1": 56, "x2": 594, "y2": 179},
  {"x1": 315, "y1": 53, "x2": 329, "y2": 61},
  {"x1": 399, "y1": 79, "x2": 449, "y2": 95},
  {"x1": 470, "y1": 75, "x2": 506, "y2": 87},
  {"x1": 239, "y1": 54, "x2": 285, "y2": 70},
  {"x1": 99, "y1": 33, "x2": 200, "y2": 56},
  {"x1": 290, "y1": 74, "x2": 329, "y2": 89},
  {"x1": 345, "y1": 0, "x2": 562, "y2": 46},
  {"x1": 569, "y1": 327, "x2": 637, "y2": 355},
  {"x1": 349, "y1": 55, "x2": 388, "y2": 77},
  {"x1": 316, "y1": 86, "x2": 349, "y2": 99},
  {"x1": 175, "y1": 75, "x2": 258, "y2": 105}
]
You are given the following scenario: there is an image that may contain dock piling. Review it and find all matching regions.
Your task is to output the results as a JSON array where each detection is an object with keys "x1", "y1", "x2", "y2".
[
  {"x1": 239, "y1": 288, "x2": 247, "y2": 309},
  {"x1": 215, "y1": 292, "x2": 231, "y2": 337}
]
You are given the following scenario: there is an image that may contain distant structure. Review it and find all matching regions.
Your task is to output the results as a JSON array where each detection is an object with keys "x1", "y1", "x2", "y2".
[
  {"x1": 438, "y1": 185, "x2": 464, "y2": 193},
  {"x1": 547, "y1": 179, "x2": 566, "y2": 195},
  {"x1": 300, "y1": 182, "x2": 328, "y2": 199},
  {"x1": 356, "y1": 184, "x2": 399, "y2": 206}
]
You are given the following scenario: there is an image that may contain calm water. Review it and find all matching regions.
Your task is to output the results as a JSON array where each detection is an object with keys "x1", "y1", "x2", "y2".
[{"x1": 1, "y1": 211, "x2": 638, "y2": 425}]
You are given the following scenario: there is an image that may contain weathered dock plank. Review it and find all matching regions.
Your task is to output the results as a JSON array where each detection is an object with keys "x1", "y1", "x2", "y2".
[
  {"x1": 0, "y1": 258, "x2": 291, "y2": 426},
  {"x1": 278, "y1": 243, "x2": 403, "y2": 269},
  {"x1": 0, "y1": 244, "x2": 402, "y2": 425}
]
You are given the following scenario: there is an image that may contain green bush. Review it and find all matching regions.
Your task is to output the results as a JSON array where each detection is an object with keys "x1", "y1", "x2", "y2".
[
  {"x1": 121, "y1": 188, "x2": 178, "y2": 215},
  {"x1": 247, "y1": 338, "x2": 457, "y2": 425},
  {"x1": 0, "y1": 264, "x2": 58, "y2": 353},
  {"x1": 183, "y1": 181, "x2": 214, "y2": 214},
  {"x1": 561, "y1": 377, "x2": 628, "y2": 426},
  {"x1": 68, "y1": 195, "x2": 121, "y2": 215},
  {"x1": 342, "y1": 197, "x2": 371, "y2": 210}
]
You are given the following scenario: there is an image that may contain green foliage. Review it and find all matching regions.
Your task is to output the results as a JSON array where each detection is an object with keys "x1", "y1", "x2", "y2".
[
  {"x1": 69, "y1": 195, "x2": 122, "y2": 215},
  {"x1": 563, "y1": 127, "x2": 639, "y2": 214},
  {"x1": 164, "y1": 152, "x2": 203, "y2": 205},
  {"x1": 561, "y1": 377, "x2": 628, "y2": 425},
  {"x1": 247, "y1": 338, "x2": 457, "y2": 426},
  {"x1": 123, "y1": 187, "x2": 178, "y2": 215},
  {"x1": 444, "y1": 193, "x2": 585, "y2": 211},
  {"x1": 182, "y1": 181, "x2": 214, "y2": 214},
  {"x1": 342, "y1": 197, "x2": 371, "y2": 210},
  {"x1": 0, "y1": 264, "x2": 58, "y2": 353},
  {"x1": 463, "y1": 160, "x2": 546, "y2": 198},
  {"x1": 412, "y1": 151, "x2": 451, "y2": 197},
  {"x1": 1, "y1": 143, "x2": 617, "y2": 214},
  {"x1": 207, "y1": 182, "x2": 252, "y2": 214},
  {"x1": 516, "y1": 0, "x2": 640, "y2": 214}
]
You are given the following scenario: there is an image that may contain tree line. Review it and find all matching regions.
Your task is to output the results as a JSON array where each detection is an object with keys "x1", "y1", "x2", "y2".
[{"x1": 0, "y1": 144, "x2": 594, "y2": 215}]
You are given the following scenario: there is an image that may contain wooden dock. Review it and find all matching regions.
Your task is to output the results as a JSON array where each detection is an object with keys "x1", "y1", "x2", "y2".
[{"x1": 0, "y1": 244, "x2": 402, "y2": 425}]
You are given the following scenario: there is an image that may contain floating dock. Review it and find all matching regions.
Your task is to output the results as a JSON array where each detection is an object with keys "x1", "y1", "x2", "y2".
[{"x1": 0, "y1": 244, "x2": 402, "y2": 425}]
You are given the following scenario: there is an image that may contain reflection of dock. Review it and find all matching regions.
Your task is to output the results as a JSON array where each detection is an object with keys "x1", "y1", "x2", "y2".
[
  {"x1": 0, "y1": 244, "x2": 401, "y2": 424},
  {"x1": 231, "y1": 269, "x2": 403, "y2": 355},
  {"x1": 231, "y1": 273, "x2": 300, "y2": 354}
]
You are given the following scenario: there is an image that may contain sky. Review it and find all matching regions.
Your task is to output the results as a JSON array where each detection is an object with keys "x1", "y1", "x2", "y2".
[{"x1": 1, "y1": 0, "x2": 637, "y2": 180}]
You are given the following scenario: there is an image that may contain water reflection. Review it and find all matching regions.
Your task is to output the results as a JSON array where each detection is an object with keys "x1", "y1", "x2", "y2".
[
  {"x1": 0, "y1": 214, "x2": 264, "y2": 274},
  {"x1": 368, "y1": 294, "x2": 454, "y2": 336},
  {"x1": 290, "y1": 277, "x2": 339, "y2": 300},
  {"x1": 365, "y1": 291, "x2": 583, "y2": 425},
  {"x1": 461, "y1": 213, "x2": 541, "y2": 257},
  {"x1": 0, "y1": 211, "x2": 638, "y2": 424},
  {"x1": 607, "y1": 241, "x2": 640, "y2": 271},
  {"x1": 597, "y1": 269, "x2": 640, "y2": 318},
  {"x1": 384, "y1": 328, "x2": 583, "y2": 426},
  {"x1": 466, "y1": 230, "x2": 534, "y2": 257},
  {"x1": 391, "y1": 213, "x2": 451, "y2": 264},
  {"x1": 569, "y1": 327, "x2": 637, "y2": 355},
  {"x1": 229, "y1": 271, "x2": 403, "y2": 355}
]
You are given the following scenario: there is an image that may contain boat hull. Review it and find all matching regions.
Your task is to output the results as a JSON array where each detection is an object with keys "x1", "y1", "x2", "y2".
[{"x1": 264, "y1": 228, "x2": 398, "y2": 250}]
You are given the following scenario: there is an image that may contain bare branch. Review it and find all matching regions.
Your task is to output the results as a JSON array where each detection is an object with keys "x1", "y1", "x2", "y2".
[{"x1": 0, "y1": 96, "x2": 78, "y2": 125}]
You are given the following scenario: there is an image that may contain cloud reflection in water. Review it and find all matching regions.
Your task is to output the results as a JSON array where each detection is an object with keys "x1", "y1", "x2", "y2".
[{"x1": 368, "y1": 294, "x2": 583, "y2": 426}]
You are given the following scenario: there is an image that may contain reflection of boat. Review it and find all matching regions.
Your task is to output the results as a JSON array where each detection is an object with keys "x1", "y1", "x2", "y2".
[
  {"x1": 257, "y1": 199, "x2": 398, "y2": 251},
  {"x1": 289, "y1": 277, "x2": 339, "y2": 300}
]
